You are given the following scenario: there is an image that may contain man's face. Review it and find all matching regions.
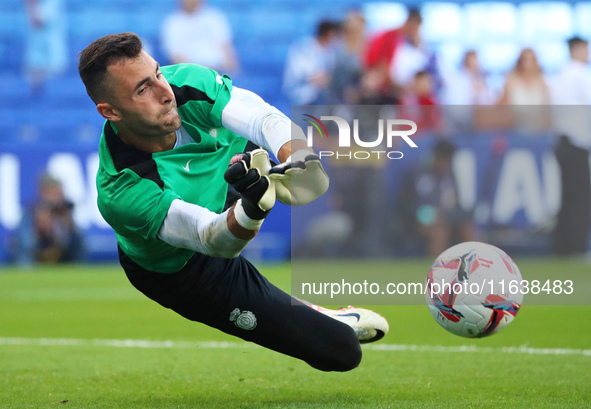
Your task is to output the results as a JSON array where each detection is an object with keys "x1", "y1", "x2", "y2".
[
  {"x1": 578, "y1": 43, "x2": 589, "y2": 62},
  {"x1": 414, "y1": 74, "x2": 432, "y2": 95},
  {"x1": 105, "y1": 51, "x2": 181, "y2": 138},
  {"x1": 569, "y1": 42, "x2": 589, "y2": 63},
  {"x1": 41, "y1": 185, "x2": 64, "y2": 205},
  {"x1": 182, "y1": 0, "x2": 202, "y2": 13},
  {"x1": 464, "y1": 52, "x2": 479, "y2": 72}
]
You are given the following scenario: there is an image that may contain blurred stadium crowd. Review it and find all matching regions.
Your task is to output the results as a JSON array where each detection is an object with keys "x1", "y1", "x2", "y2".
[{"x1": 1, "y1": 0, "x2": 591, "y2": 264}]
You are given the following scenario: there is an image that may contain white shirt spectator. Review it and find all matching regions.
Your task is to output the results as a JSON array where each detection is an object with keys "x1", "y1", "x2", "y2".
[
  {"x1": 161, "y1": 5, "x2": 233, "y2": 72},
  {"x1": 551, "y1": 60, "x2": 591, "y2": 105},
  {"x1": 390, "y1": 41, "x2": 431, "y2": 86},
  {"x1": 282, "y1": 36, "x2": 338, "y2": 105},
  {"x1": 441, "y1": 67, "x2": 494, "y2": 105},
  {"x1": 550, "y1": 60, "x2": 591, "y2": 149}
]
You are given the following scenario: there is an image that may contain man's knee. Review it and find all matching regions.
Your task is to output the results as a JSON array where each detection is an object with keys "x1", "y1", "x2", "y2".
[
  {"x1": 332, "y1": 339, "x2": 362, "y2": 372},
  {"x1": 310, "y1": 328, "x2": 362, "y2": 372}
]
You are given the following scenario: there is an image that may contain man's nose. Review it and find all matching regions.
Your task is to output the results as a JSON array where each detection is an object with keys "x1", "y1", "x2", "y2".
[{"x1": 157, "y1": 81, "x2": 174, "y2": 104}]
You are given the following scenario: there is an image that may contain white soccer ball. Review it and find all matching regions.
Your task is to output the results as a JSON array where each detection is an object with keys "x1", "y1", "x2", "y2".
[{"x1": 425, "y1": 242, "x2": 524, "y2": 338}]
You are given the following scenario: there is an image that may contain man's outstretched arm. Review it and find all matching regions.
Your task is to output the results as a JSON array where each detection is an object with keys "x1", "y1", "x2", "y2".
[{"x1": 222, "y1": 87, "x2": 329, "y2": 205}]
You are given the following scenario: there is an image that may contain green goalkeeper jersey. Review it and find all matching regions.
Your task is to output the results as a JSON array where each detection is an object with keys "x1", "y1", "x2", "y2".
[{"x1": 96, "y1": 64, "x2": 248, "y2": 273}]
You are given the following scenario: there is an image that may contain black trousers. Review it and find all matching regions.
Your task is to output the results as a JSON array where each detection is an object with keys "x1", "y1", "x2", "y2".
[
  {"x1": 553, "y1": 136, "x2": 591, "y2": 256},
  {"x1": 119, "y1": 248, "x2": 361, "y2": 372}
]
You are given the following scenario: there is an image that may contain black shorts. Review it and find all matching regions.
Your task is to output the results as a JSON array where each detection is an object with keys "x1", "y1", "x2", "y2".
[{"x1": 119, "y1": 247, "x2": 361, "y2": 371}]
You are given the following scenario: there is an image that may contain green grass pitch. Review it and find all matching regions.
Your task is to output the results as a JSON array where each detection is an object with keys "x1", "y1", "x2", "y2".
[{"x1": 0, "y1": 260, "x2": 589, "y2": 409}]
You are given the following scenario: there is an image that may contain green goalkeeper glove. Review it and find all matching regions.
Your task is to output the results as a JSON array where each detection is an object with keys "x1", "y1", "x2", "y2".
[{"x1": 268, "y1": 151, "x2": 329, "y2": 206}]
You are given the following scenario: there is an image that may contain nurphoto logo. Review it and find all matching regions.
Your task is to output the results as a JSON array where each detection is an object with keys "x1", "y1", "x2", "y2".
[{"x1": 303, "y1": 114, "x2": 418, "y2": 160}]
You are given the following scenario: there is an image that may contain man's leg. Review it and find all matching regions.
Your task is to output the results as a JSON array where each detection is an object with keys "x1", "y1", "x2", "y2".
[
  {"x1": 120, "y1": 249, "x2": 362, "y2": 372},
  {"x1": 554, "y1": 137, "x2": 591, "y2": 256}
]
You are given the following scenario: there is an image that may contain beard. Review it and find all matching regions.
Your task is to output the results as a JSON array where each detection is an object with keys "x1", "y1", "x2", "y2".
[
  {"x1": 160, "y1": 105, "x2": 182, "y2": 133},
  {"x1": 134, "y1": 105, "x2": 181, "y2": 138}
]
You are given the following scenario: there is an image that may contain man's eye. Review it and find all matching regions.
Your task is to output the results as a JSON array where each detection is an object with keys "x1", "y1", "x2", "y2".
[
  {"x1": 156, "y1": 72, "x2": 163, "y2": 79},
  {"x1": 138, "y1": 87, "x2": 146, "y2": 94}
]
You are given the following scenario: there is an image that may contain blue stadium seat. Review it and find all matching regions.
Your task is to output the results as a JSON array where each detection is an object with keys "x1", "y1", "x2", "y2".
[
  {"x1": 0, "y1": 125, "x2": 20, "y2": 144},
  {"x1": 44, "y1": 77, "x2": 87, "y2": 98},
  {"x1": 0, "y1": 109, "x2": 26, "y2": 127},
  {"x1": 7, "y1": 108, "x2": 100, "y2": 129},
  {"x1": 67, "y1": 0, "x2": 169, "y2": 11},
  {"x1": 69, "y1": 10, "x2": 129, "y2": 38},
  {"x1": 239, "y1": 41, "x2": 288, "y2": 73},
  {"x1": 0, "y1": 75, "x2": 31, "y2": 99},
  {"x1": 233, "y1": 75, "x2": 283, "y2": 106},
  {"x1": 0, "y1": 36, "x2": 26, "y2": 75},
  {"x1": 0, "y1": 11, "x2": 28, "y2": 39},
  {"x1": 0, "y1": 0, "x2": 24, "y2": 12},
  {"x1": 236, "y1": 11, "x2": 299, "y2": 40},
  {"x1": 128, "y1": 9, "x2": 174, "y2": 39},
  {"x1": 40, "y1": 77, "x2": 94, "y2": 109},
  {"x1": 7, "y1": 122, "x2": 100, "y2": 145},
  {"x1": 69, "y1": 35, "x2": 95, "y2": 64}
]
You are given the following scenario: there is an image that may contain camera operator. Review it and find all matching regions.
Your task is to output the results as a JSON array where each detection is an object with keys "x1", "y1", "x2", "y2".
[{"x1": 12, "y1": 175, "x2": 84, "y2": 265}]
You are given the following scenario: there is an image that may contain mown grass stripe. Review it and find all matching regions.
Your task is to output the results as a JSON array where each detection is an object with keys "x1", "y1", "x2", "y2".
[{"x1": 1, "y1": 337, "x2": 589, "y2": 356}]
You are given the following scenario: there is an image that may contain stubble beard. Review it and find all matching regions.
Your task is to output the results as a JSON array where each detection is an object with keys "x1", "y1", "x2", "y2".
[{"x1": 162, "y1": 106, "x2": 182, "y2": 134}]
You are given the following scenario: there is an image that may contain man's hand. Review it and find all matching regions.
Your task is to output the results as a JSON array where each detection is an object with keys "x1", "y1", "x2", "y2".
[
  {"x1": 268, "y1": 152, "x2": 329, "y2": 206},
  {"x1": 224, "y1": 149, "x2": 276, "y2": 220}
]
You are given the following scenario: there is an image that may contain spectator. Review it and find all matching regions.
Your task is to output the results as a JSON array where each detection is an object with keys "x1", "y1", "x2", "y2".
[
  {"x1": 282, "y1": 20, "x2": 340, "y2": 105},
  {"x1": 161, "y1": 0, "x2": 238, "y2": 74},
  {"x1": 443, "y1": 50, "x2": 494, "y2": 105},
  {"x1": 24, "y1": 0, "x2": 68, "y2": 93},
  {"x1": 328, "y1": 10, "x2": 366, "y2": 104},
  {"x1": 364, "y1": 7, "x2": 439, "y2": 103},
  {"x1": 396, "y1": 140, "x2": 475, "y2": 258},
  {"x1": 400, "y1": 71, "x2": 441, "y2": 131},
  {"x1": 550, "y1": 36, "x2": 591, "y2": 256},
  {"x1": 11, "y1": 175, "x2": 84, "y2": 265},
  {"x1": 496, "y1": 48, "x2": 551, "y2": 132},
  {"x1": 356, "y1": 70, "x2": 398, "y2": 105},
  {"x1": 498, "y1": 48, "x2": 550, "y2": 105},
  {"x1": 403, "y1": 70, "x2": 437, "y2": 106}
]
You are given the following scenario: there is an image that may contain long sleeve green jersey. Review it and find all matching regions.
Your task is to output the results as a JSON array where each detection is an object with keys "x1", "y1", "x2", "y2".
[{"x1": 96, "y1": 64, "x2": 248, "y2": 273}]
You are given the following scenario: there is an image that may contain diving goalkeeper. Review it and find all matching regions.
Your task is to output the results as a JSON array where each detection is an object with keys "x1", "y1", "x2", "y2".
[{"x1": 78, "y1": 32, "x2": 388, "y2": 372}]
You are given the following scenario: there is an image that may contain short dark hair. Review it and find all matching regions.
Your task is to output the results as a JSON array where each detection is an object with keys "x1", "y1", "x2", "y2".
[
  {"x1": 568, "y1": 36, "x2": 588, "y2": 51},
  {"x1": 406, "y1": 7, "x2": 422, "y2": 23},
  {"x1": 317, "y1": 20, "x2": 340, "y2": 39},
  {"x1": 414, "y1": 70, "x2": 430, "y2": 79},
  {"x1": 78, "y1": 32, "x2": 143, "y2": 104}
]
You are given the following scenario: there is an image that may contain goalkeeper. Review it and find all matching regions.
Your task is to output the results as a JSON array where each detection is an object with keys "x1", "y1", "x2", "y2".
[{"x1": 78, "y1": 33, "x2": 388, "y2": 372}]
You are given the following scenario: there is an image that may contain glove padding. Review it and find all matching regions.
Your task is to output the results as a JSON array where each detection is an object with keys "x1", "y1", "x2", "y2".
[
  {"x1": 224, "y1": 149, "x2": 276, "y2": 219},
  {"x1": 268, "y1": 153, "x2": 329, "y2": 206}
]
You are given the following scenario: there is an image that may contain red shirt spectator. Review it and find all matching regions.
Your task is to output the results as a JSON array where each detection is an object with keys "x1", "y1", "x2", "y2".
[{"x1": 400, "y1": 71, "x2": 441, "y2": 132}]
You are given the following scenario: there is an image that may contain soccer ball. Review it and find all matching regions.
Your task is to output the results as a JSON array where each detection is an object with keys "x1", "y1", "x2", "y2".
[{"x1": 425, "y1": 242, "x2": 524, "y2": 338}]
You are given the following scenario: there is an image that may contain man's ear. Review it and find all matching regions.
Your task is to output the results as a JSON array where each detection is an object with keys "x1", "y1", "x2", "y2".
[{"x1": 97, "y1": 103, "x2": 120, "y2": 122}]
